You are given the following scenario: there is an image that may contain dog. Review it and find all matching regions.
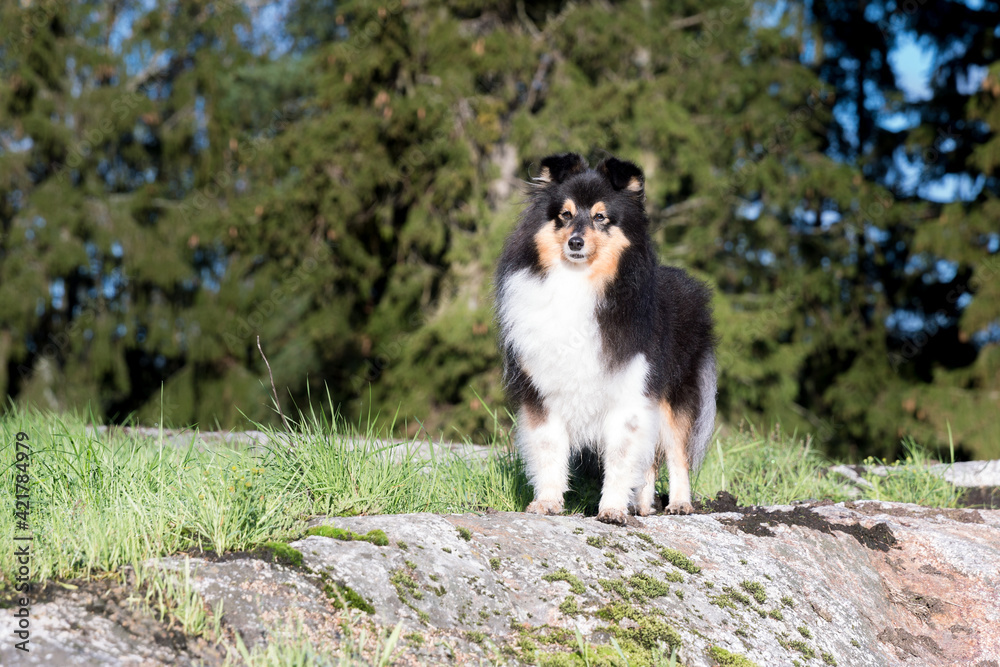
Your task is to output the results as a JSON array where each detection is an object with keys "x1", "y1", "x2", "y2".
[{"x1": 494, "y1": 153, "x2": 717, "y2": 525}]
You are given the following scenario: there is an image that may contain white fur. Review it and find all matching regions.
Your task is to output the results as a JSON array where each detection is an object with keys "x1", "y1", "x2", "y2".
[{"x1": 498, "y1": 265, "x2": 656, "y2": 510}]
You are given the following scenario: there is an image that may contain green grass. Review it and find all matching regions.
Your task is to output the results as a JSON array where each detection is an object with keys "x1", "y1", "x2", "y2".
[
  {"x1": 0, "y1": 409, "x2": 964, "y2": 592},
  {"x1": 690, "y1": 424, "x2": 961, "y2": 508}
]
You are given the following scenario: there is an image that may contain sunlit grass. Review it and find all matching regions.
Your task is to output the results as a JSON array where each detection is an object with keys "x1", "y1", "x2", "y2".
[
  {"x1": 0, "y1": 407, "x2": 962, "y2": 593},
  {"x1": 691, "y1": 424, "x2": 854, "y2": 506},
  {"x1": 691, "y1": 424, "x2": 960, "y2": 509}
]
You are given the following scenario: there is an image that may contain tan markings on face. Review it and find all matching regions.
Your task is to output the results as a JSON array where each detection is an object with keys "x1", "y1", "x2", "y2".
[
  {"x1": 521, "y1": 401, "x2": 548, "y2": 430},
  {"x1": 589, "y1": 201, "x2": 607, "y2": 223},
  {"x1": 584, "y1": 225, "x2": 631, "y2": 290},
  {"x1": 534, "y1": 220, "x2": 573, "y2": 270},
  {"x1": 561, "y1": 198, "x2": 578, "y2": 218},
  {"x1": 660, "y1": 399, "x2": 693, "y2": 468}
]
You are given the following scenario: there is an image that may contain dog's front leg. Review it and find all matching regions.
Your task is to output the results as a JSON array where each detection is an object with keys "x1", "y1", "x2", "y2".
[
  {"x1": 518, "y1": 406, "x2": 571, "y2": 515},
  {"x1": 597, "y1": 404, "x2": 657, "y2": 525}
]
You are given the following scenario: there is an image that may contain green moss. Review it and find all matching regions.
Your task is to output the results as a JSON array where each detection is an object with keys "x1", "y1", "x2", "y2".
[
  {"x1": 710, "y1": 587, "x2": 752, "y2": 609},
  {"x1": 786, "y1": 640, "x2": 815, "y2": 658},
  {"x1": 850, "y1": 639, "x2": 861, "y2": 648},
  {"x1": 466, "y1": 630, "x2": 486, "y2": 643},
  {"x1": 324, "y1": 581, "x2": 375, "y2": 614},
  {"x1": 608, "y1": 616, "x2": 682, "y2": 652},
  {"x1": 709, "y1": 593, "x2": 737, "y2": 609},
  {"x1": 797, "y1": 626, "x2": 811, "y2": 638},
  {"x1": 442, "y1": 547, "x2": 452, "y2": 553},
  {"x1": 674, "y1": 590, "x2": 684, "y2": 600},
  {"x1": 658, "y1": 548, "x2": 701, "y2": 574},
  {"x1": 306, "y1": 525, "x2": 388, "y2": 546},
  {"x1": 537, "y1": 642, "x2": 634, "y2": 667},
  {"x1": 768, "y1": 608, "x2": 784, "y2": 620},
  {"x1": 586, "y1": 535, "x2": 606, "y2": 548},
  {"x1": 573, "y1": 527, "x2": 585, "y2": 535},
  {"x1": 391, "y1": 568, "x2": 423, "y2": 601},
  {"x1": 558, "y1": 596, "x2": 579, "y2": 616},
  {"x1": 397, "y1": 540, "x2": 409, "y2": 550},
  {"x1": 542, "y1": 568, "x2": 586, "y2": 595},
  {"x1": 405, "y1": 559, "x2": 417, "y2": 569},
  {"x1": 822, "y1": 651, "x2": 838, "y2": 666},
  {"x1": 740, "y1": 580, "x2": 767, "y2": 604},
  {"x1": 627, "y1": 572, "x2": 670, "y2": 599},
  {"x1": 708, "y1": 646, "x2": 760, "y2": 667},
  {"x1": 457, "y1": 526, "x2": 473, "y2": 541},
  {"x1": 261, "y1": 541, "x2": 303, "y2": 568},
  {"x1": 632, "y1": 532, "x2": 654, "y2": 544},
  {"x1": 490, "y1": 557, "x2": 501, "y2": 570},
  {"x1": 596, "y1": 601, "x2": 634, "y2": 623},
  {"x1": 599, "y1": 578, "x2": 630, "y2": 599},
  {"x1": 405, "y1": 632, "x2": 424, "y2": 646},
  {"x1": 663, "y1": 569, "x2": 683, "y2": 583},
  {"x1": 781, "y1": 595, "x2": 795, "y2": 608},
  {"x1": 724, "y1": 587, "x2": 751, "y2": 605}
]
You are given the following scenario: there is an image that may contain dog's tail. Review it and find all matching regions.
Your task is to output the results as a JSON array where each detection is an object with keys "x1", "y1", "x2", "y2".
[{"x1": 687, "y1": 352, "x2": 717, "y2": 471}]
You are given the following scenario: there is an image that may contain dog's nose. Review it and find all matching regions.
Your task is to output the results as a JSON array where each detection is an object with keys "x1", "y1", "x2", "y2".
[{"x1": 568, "y1": 236, "x2": 584, "y2": 251}]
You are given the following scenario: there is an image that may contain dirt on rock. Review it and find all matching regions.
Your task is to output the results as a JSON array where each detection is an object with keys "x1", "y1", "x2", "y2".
[{"x1": 695, "y1": 490, "x2": 899, "y2": 551}]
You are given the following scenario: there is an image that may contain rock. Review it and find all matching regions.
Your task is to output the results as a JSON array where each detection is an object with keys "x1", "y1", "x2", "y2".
[{"x1": 5, "y1": 501, "x2": 999, "y2": 666}]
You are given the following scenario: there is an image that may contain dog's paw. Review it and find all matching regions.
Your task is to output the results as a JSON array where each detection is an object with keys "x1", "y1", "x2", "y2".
[
  {"x1": 633, "y1": 503, "x2": 657, "y2": 517},
  {"x1": 664, "y1": 501, "x2": 695, "y2": 515},
  {"x1": 526, "y1": 499, "x2": 563, "y2": 515},
  {"x1": 596, "y1": 507, "x2": 629, "y2": 526}
]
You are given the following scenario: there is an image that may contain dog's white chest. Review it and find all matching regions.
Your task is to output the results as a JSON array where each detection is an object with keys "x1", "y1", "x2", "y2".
[
  {"x1": 499, "y1": 267, "x2": 648, "y2": 439},
  {"x1": 500, "y1": 266, "x2": 603, "y2": 388}
]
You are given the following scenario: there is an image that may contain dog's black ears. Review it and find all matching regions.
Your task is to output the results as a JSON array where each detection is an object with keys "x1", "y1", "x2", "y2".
[
  {"x1": 596, "y1": 157, "x2": 644, "y2": 197},
  {"x1": 534, "y1": 153, "x2": 588, "y2": 185}
]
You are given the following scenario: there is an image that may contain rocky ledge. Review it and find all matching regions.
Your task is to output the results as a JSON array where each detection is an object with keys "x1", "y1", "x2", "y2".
[{"x1": 6, "y1": 497, "x2": 999, "y2": 666}]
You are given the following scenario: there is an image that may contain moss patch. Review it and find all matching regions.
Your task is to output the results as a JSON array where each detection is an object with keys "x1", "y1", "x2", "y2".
[
  {"x1": 457, "y1": 526, "x2": 473, "y2": 541},
  {"x1": 542, "y1": 568, "x2": 586, "y2": 595},
  {"x1": 323, "y1": 580, "x2": 375, "y2": 614},
  {"x1": 599, "y1": 578, "x2": 630, "y2": 599},
  {"x1": 740, "y1": 580, "x2": 767, "y2": 604},
  {"x1": 627, "y1": 572, "x2": 670, "y2": 599},
  {"x1": 558, "y1": 596, "x2": 580, "y2": 616},
  {"x1": 658, "y1": 548, "x2": 701, "y2": 574},
  {"x1": 708, "y1": 646, "x2": 759, "y2": 667},
  {"x1": 306, "y1": 525, "x2": 389, "y2": 546},
  {"x1": 259, "y1": 541, "x2": 303, "y2": 568}
]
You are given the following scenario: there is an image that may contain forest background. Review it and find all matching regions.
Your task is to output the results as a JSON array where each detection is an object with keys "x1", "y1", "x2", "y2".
[{"x1": 1, "y1": 0, "x2": 998, "y2": 461}]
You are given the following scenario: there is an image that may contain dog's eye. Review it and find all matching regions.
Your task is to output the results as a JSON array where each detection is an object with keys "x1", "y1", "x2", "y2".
[
  {"x1": 560, "y1": 210, "x2": 573, "y2": 221},
  {"x1": 594, "y1": 213, "x2": 606, "y2": 223}
]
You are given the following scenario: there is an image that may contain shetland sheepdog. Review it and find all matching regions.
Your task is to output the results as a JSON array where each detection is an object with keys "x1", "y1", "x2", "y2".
[{"x1": 494, "y1": 153, "x2": 717, "y2": 525}]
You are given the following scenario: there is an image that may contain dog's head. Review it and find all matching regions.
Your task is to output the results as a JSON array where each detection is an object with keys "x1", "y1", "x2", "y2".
[{"x1": 525, "y1": 153, "x2": 648, "y2": 282}]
